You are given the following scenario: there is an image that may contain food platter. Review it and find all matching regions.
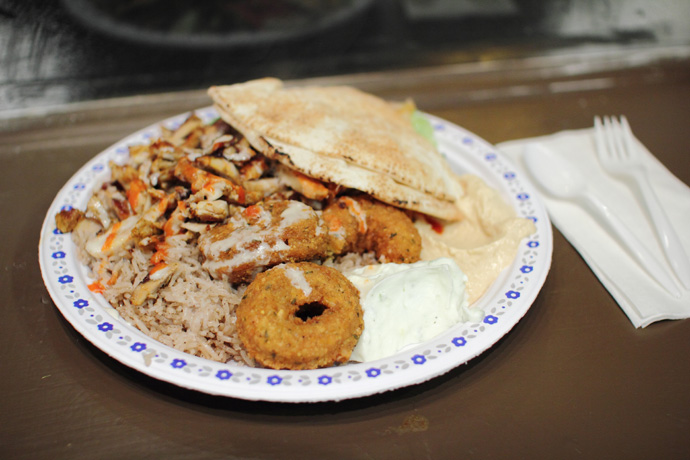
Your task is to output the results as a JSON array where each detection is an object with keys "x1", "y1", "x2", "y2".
[{"x1": 39, "y1": 107, "x2": 552, "y2": 403}]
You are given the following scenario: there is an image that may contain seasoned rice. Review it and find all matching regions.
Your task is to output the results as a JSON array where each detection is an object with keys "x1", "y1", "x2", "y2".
[{"x1": 73, "y1": 223, "x2": 376, "y2": 366}]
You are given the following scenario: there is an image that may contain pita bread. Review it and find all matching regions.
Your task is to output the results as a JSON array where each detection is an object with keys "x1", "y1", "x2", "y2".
[{"x1": 208, "y1": 78, "x2": 463, "y2": 220}]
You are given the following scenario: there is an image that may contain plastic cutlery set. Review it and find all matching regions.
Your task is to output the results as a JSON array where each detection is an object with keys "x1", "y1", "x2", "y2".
[{"x1": 524, "y1": 116, "x2": 689, "y2": 297}]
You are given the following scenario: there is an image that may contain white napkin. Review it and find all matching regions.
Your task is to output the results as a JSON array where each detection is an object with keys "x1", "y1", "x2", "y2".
[{"x1": 498, "y1": 128, "x2": 690, "y2": 328}]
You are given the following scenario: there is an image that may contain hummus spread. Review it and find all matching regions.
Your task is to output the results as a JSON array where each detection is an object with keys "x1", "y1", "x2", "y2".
[{"x1": 415, "y1": 174, "x2": 536, "y2": 304}]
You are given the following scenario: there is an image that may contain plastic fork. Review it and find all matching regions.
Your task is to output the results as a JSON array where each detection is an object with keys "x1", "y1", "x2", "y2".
[{"x1": 594, "y1": 115, "x2": 690, "y2": 290}]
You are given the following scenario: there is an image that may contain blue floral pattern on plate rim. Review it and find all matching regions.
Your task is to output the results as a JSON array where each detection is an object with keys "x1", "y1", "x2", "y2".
[{"x1": 38, "y1": 108, "x2": 552, "y2": 403}]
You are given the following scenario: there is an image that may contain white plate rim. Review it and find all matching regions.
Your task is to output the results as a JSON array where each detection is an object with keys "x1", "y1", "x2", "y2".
[{"x1": 38, "y1": 108, "x2": 552, "y2": 403}]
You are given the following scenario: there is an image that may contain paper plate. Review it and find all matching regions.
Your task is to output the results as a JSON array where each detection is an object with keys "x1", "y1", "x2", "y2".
[{"x1": 39, "y1": 108, "x2": 552, "y2": 402}]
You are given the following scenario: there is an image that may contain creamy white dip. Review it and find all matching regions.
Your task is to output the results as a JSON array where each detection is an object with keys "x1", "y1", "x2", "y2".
[{"x1": 346, "y1": 258, "x2": 483, "y2": 363}]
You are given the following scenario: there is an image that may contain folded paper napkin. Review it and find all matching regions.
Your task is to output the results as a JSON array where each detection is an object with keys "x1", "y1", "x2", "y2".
[{"x1": 498, "y1": 128, "x2": 690, "y2": 328}]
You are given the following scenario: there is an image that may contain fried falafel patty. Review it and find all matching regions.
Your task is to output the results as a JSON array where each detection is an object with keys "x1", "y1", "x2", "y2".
[
  {"x1": 236, "y1": 262, "x2": 363, "y2": 370},
  {"x1": 323, "y1": 196, "x2": 422, "y2": 263},
  {"x1": 198, "y1": 200, "x2": 330, "y2": 284}
]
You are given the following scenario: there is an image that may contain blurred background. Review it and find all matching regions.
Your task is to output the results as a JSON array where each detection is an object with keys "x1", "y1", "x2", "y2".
[{"x1": 2, "y1": 0, "x2": 689, "y2": 113}]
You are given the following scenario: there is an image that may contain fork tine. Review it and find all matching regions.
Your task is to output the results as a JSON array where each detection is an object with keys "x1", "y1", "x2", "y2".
[
  {"x1": 603, "y1": 116, "x2": 620, "y2": 160},
  {"x1": 593, "y1": 115, "x2": 606, "y2": 157},
  {"x1": 611, "y1": 116, "x2": 624, "y2": 159},
  {"x1": 619, "y1": 115, "x2": 638, "y2": 160},
  {"x1": 613, "y1": 116, "x2": 629, "y2": 160},
  {"x1": 604, "y1": 116, "x2": 620, "y2": 160}
]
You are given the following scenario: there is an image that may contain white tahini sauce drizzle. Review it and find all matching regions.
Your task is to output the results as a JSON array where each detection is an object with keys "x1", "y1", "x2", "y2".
[
  {"x1": 281, "y1": 264, "x2": 313, "y2": 297},
  {"x1": 277, "y1": 201, "x2": 314, "y2": 229},
  {"x1": 199, "y1": 201, "x2": 316, "y2": 276}
]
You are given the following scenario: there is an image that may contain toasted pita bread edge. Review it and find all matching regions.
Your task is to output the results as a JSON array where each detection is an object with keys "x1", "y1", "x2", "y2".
[{"x1": 208, "y1": 80, "x2": 463, "y2": 221}]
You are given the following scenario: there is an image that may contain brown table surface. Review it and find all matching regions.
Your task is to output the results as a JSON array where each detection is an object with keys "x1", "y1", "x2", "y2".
[{"x1": 2, "y1": 46, "x2": 690, "y2": 459}]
